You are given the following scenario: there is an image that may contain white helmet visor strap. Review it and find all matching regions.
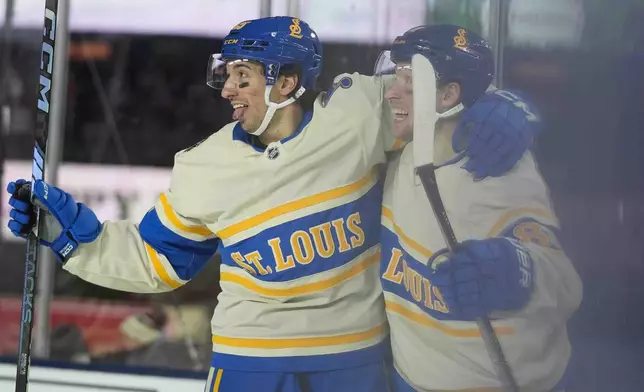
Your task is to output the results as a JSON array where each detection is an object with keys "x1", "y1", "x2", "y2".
[
  {"x1": 249, "y1": 85, "x2": 306, "y2": 136},
  {"x1": 436, "y1": 102, "x2": 465, "y2": 119}
]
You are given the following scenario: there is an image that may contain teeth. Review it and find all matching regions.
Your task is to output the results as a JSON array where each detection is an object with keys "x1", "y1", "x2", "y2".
[
  {"x1": 233, "y1": 103, "x2": 248, "y2": 109},
  {"x1": 394, "y1": 109, "x2": 408, "y2": 115}
]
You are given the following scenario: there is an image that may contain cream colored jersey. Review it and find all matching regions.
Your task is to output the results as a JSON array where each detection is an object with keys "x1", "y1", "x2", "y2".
[
  {"x1": 380, "y1": 144, "x2": 582, "y2": 391},
  {"x1": 63, "y1": 73, "x2": 400, "y2": 372}
]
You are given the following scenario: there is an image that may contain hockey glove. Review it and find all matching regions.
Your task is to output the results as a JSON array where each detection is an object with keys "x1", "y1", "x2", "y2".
[
  {"x1": 430, "y1": 238, "x2": 533, "y2": 321},
  {"x1": 6, "y1": 179, "x2": 102, "y2": 262},
  {"x1": 453, "y1": 89, "x2": 541, "y2": 180}
]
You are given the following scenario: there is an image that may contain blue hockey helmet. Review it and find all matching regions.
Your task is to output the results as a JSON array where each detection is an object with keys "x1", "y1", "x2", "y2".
[
  {"x1": 208, "y1": 16, "x2": 323, "y2": 91},
  {"x1": 387, "y1": 24, "x2": 494, "y2": 108}
]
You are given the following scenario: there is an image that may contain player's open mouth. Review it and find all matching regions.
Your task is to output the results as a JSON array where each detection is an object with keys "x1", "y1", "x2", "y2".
[
  {"x1": 393, "y1": 108, "x2": 408, "y2": 121},
  {"x1": 232, "y1": 103, "x2": 248, "y2": 121}
]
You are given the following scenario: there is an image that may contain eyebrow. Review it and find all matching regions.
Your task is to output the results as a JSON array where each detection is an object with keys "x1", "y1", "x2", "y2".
[{"x1": 232, "y1": 63, "x2": 252, "y2": 71}]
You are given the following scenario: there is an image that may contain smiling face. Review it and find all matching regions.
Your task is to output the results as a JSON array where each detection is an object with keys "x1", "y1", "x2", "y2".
[
  {"x1": 220, "y1": 60, "x2": 269, "y2": 132},
  {"x1": 384, "y1": 63, "x2": 414, "y2": 140},
  {"x1": 384, "y1": 61, "x2": 463, "y2": 140}
]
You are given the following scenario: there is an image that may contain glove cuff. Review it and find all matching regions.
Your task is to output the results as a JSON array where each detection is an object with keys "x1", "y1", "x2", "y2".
[
  {"x1": 70, "y1": 203, "x2": 102, "y2": 243},
  {"x1": 49, "y1": 231, "x2": 79, "y2": 263}
]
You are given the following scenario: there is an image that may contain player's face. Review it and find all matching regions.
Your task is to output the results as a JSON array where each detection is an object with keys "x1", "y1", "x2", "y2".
[
  {"x1": 220, "y1": 61, "x2": 269, "y2": 132},
  {"x1": 385, "y1": 64, "x2": 414, "y2": 140}
]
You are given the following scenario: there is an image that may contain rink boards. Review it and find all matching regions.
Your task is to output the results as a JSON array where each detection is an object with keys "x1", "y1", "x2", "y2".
[{"x1": 0, "y1": 361, "x2": 205, "y2": 391}]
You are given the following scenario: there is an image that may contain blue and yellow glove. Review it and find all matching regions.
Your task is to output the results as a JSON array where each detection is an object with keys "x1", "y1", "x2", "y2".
[
  {"x1": 430, "y1": 238, "x2": 534, "y2": 321},
  {"x1": 6, "y1": 179, "x2": 102, "y2": 262},
  {"x1": 454, "y1": 89, "x2": 541, "y2": 180}
]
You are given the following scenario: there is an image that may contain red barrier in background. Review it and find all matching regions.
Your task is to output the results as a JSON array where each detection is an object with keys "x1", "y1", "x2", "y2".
[{"x1": 0, "y1": 296, "x2": 151, "y2": 357}]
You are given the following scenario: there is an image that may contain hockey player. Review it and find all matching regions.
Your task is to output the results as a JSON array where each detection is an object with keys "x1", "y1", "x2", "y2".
[
  {"x1": 7, "y1": 18, "x2": 540, "y2": 391},
  {"x1": 377, "y1": 25, "x2": 583, "y2": 391}
]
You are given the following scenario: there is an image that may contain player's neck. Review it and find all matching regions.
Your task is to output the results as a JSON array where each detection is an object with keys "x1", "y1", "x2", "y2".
[
  {"x1": 433, "y1": 117, "x2": 459, "y2": 166},
  {"x1": 259, "y1": 105, "x2": 303, "y2": 145}
]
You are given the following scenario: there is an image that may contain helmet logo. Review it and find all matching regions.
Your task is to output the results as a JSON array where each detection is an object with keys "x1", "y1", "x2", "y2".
[
  {"x1": 289, "y1": 18, "x2": 303, "y2": 39},
  {"x1": 232, "y1": 21, "x2": 251, "y2": 30},
  {"x1": 453, "y1": 28, "x2": 468, "y2": 50}
]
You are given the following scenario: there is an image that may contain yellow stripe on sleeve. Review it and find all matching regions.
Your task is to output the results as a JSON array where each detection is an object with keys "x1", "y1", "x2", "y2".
[
  {"x1": 486, "y1": 207, "x2": 554, "y2": 237},
  {"x1": 213, "y1": 324, "x2": 386, "y2": 349},
  {"x1": 216, "y1": 167, "x2": 379, "y2": 240},
  {"x1": 159, "y1": 193, "x2": 213, "y2": 237},
  {"x1": 144, "y1": 242, "x2": 184, "y2": 289},
  {"x1": 385, "y1": 300, "x2": 514, "y2": 338}
]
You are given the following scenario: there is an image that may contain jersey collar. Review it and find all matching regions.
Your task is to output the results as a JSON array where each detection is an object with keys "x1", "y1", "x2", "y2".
[{"x1": 232, "y1": 111, "x2": 313, "y2": 152}]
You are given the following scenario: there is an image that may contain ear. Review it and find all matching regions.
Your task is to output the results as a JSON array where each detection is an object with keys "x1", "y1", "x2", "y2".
[
  {"x1": 277, "y1": 73, "x2": 299, "y2": 98},
  {"x1": 438, "y1": 82, "x2": 462, "y2": 110}
]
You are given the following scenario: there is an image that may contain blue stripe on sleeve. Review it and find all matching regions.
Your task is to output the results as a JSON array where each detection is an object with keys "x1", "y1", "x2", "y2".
[{"x1": 139, "y1": 208, "x2": 220, "y2": 281}]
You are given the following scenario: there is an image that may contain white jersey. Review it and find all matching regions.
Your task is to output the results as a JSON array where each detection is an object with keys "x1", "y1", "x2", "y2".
[
  {"x1": 380, "y1": 143, "x2": 582, "y2": 391},
  {"x1": 63, "y1": 73, "x2": 400, "y2": 372}
]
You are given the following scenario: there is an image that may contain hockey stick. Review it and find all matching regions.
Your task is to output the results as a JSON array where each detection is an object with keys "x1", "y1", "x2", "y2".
[
  {"x1": 15, "y1": 1, "x2": 60, "y2": 391},
  {"x1": 411, "y1": 54, "x2": 519, "y2": 392}
]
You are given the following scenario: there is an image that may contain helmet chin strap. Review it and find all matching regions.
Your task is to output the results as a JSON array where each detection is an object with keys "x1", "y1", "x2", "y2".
[
  {"x1": 436, "y1": 102, "x2": 465, "y2": 119},
  {"x1": 437, "y1": 85, "x2": 495, "y2": 120},
  {"x1": 250, "y1": 85, "x2": 306, "y2": 136}
]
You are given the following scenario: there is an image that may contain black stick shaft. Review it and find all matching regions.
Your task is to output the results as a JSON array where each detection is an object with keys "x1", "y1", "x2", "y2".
[
  {"x1": 416, "y1": 163, "x2": 520, "y2": 392},
  {"x1": 15, "y1": 1, "x2": 60, "y2": 391}
]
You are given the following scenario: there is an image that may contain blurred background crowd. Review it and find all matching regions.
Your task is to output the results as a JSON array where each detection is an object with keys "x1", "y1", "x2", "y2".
[{"x1": 0, "y1": 0, "x2": 643, "y2": 390}]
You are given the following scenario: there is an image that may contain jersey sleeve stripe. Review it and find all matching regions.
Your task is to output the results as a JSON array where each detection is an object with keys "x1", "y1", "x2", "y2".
[
  {"x1": 384, "y1": 300, "x2": 514, "y2": 338},
  {"x1": 486, "y1": 207, "x2": 554, "y2": 238},
  {"x1": 140, "y1": 208, "x2": 220, "y2": 280},
  {"x1": 219, "y1": 250, "x2": 379, "y2": 297},
  {"x1": 212, "y1": 323, "x2": 386, "y2": 349},
  {"x1": 159, "y1": 193, "x2": 214, "y2": 237},
  {"x1": 216, "y1": 167, "x2": 379, "y2": 240},
  {"x1": 382, "y1": 206, "x2": 433, "y2": 259},
  {"x1": 143, "y1": 242, "x2": 184, "y2": 289}
]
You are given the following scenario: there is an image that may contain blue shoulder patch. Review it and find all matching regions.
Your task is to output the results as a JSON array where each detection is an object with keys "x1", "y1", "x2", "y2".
[{"x1": 320, "y1": 76, "x2": 353, "y2": 108}]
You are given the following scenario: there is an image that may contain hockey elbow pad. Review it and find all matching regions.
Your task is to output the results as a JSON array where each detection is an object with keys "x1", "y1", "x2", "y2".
[{"x1": 7, "y1": 179, "x2": 102, "y2": 262}]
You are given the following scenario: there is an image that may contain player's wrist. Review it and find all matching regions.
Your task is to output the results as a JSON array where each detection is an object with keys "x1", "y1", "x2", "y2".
[{"x1": 48, "y1": 230, "x2": 79, "y2": 262}]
